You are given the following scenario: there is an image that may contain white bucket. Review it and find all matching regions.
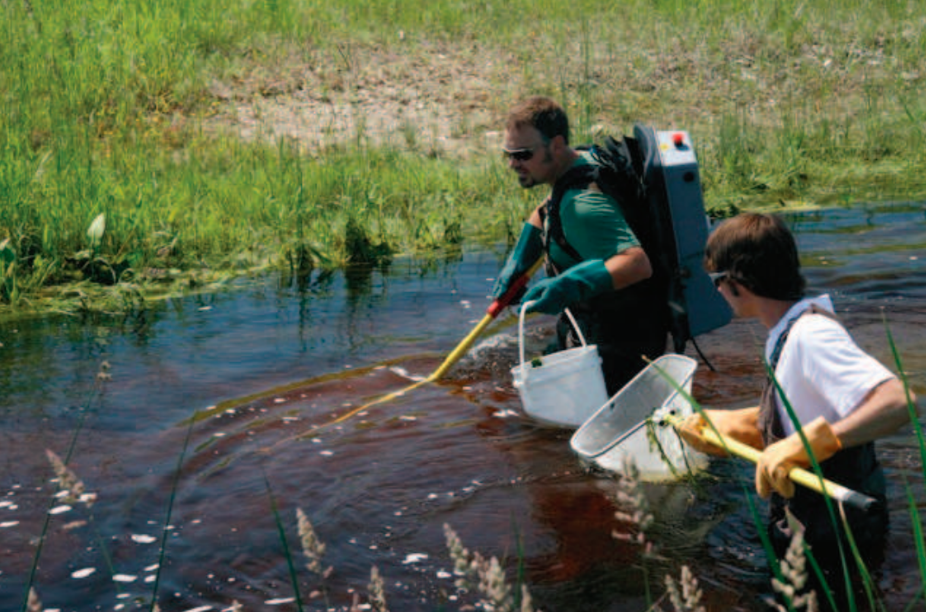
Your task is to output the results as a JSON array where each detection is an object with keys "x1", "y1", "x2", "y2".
[
  {"x1": 511, "y1": 302, "x2": 609, "y2": 428},
  {"x1": 570, "y1": 354, "x2": 709, "y2": 481}
]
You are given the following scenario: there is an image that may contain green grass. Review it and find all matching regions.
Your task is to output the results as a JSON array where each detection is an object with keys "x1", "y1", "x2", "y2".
[{"x1": 3, "y1": 0, "x2": 926, "y2": 314}]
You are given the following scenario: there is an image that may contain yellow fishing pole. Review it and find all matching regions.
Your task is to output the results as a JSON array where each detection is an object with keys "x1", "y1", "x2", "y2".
[
  {"x1": 321, "y1": 257, "x2": 545, "y2": 428},
  {"x1": 661, "y1": 412, "x2": 879, "y2": 512}
]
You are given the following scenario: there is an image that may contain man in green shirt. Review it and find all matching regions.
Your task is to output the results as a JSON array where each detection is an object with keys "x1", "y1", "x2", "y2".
[{"x1": 493, "y1": 96, "x2": 668, "y2": 395}]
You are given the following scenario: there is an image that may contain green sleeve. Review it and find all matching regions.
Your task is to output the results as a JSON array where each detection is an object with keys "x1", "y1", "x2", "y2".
[{"x1": 558, "y1": 187, "x2": 640, "y2": 263}]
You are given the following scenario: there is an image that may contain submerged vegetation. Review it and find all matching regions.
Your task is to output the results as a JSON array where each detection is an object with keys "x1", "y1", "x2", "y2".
[{"x1": 2, "y1": 0, "x2": 926, "y2": 313}]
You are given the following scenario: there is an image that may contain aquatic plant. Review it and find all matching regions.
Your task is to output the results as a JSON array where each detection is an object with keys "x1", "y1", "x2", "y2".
[
  {"x1": 45, "y1": 450, "x2": 93, "y2": 508},
  {"x1": 296, "y1": 507, "x2": 330, "y2": 578},
  {"x1": 367, "y1": 565, "x2": 390, "y2": 612},
  {"x1": 661, "y1": 565, "x2": 706, "y2": 612},
  {"x1": 770, "y1": 513, "x2": 818, "y2": 612},
  {"x1": 445, "y1": 523, "x2": 535, "y2": 612},
  {"x1": 20, "y1": 359, "x2": 111, "y2": 611},
  {"x1": 25, "y1": 588, "x2": 42, "y2": 612},
  {"x1": 611, "y1": 455, "x2": 660, "y2": 604},
  {"x1": 611, "y1": 455, "x2": 710, "y2": 612},
  {"x1": 265, "y1": 479, "x2": 306, "y2": 611},
  {"x1": 883, "y1": 312, "x2": 926, "y2": 609}
]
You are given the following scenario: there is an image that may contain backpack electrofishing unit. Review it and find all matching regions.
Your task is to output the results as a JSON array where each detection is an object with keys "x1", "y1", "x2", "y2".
[{"x1": 550, "y1": 124, "x2": 732, "y2": 358}]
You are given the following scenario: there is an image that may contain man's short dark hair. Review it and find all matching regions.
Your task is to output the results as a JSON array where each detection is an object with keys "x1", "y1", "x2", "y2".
[
  {"x1": 705, "y1": 212, "x2": 806, "y2": 301},
  {"x1": 506, "y1": 96, "x2": 570, "y2": 145}
]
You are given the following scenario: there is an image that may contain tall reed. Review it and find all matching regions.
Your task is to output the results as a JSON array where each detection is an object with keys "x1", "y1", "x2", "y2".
[
  {"x1": 20, "y1": 360, "x2": 110, "y2": 611},
  {"x1": 883, "y1": 314, "x2": 926, "y2": 609}
]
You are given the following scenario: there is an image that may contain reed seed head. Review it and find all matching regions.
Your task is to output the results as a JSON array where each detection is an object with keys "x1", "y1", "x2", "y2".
[
  {"x1": 45, "y1": 449, "x2": 94, "y2": 507},
  {"x1": 368, "y1": 565, "x2": 389, "y2": 612},
  {"x1": 296, "y1": 507, "x2": 327, "y2": 576},
  {"x1": 770, "y1": 517, "x2": 818, "y2": 611},
  {"x1": 665, "y1": 565, "x2": 705, "y2": 612},
  {"x1": 443, "y1": 523, "x2": 534, "y2": 612},
  {"x1": 27, "y1": 587, "x2": 42, "y2": 612},
  {"x1": 612, "y1": 456, "x2": 656, "y2": 554}
]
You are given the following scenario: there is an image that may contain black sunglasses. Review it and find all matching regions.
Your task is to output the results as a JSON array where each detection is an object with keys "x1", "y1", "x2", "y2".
[
  {"x1": 708, "y1": 271, "x2": 729, "y2": 287},
  {"x1": 502, "y1": 146, "x2": 539, "y2": 162}
]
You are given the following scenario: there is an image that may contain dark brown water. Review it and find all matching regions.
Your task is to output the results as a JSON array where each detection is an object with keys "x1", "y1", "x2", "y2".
[{"x1": 1, "y1": 204, "x2": 924, "y2": 611}]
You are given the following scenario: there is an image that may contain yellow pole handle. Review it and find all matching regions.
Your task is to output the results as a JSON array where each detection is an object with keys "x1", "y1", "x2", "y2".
[
  {"x1": 323, "y1": 257, "x2": 545, "y2": 426},
  {"x1": 665, "y1": 414, "x2": 879, "y2": 512},
  {"x1": 427, "y1": 257, "x2": 544, "y2": 382}
]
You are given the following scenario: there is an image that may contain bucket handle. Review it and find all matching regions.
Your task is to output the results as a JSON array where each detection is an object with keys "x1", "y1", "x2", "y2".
[{"x1": 519, "y1": 301, "x2": 587, "y2": 367}]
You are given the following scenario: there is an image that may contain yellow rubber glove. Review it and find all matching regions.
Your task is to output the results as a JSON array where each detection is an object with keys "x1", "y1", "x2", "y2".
[
  {"x1": 677, "y1": 407, "x2": 763, "y2": 457},
  {"x1": 755, "y1": 416, "x2": 843, "y2": 499}
]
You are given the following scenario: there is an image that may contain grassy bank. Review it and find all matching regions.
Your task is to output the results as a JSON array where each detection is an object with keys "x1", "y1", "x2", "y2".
[{"x1": 2, "y1": 0, "x2": 925, "y2": 313}]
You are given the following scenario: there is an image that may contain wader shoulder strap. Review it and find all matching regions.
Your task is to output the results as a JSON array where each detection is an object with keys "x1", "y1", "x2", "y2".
[
  {"x1": 542, "y1": 164, "x2": 599, "y2": 271},
  {"x1": 758, "y1": 305, "x2": 841, "y2": 444}
]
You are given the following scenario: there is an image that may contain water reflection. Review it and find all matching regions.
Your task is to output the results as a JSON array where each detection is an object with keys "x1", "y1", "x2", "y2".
[{"x1": 0, "y1": 205, "x2": 923, "y2": 611}]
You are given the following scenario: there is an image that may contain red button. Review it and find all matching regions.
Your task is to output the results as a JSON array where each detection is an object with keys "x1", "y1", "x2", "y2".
[{"x1": 673, "y1": 132, "x2": 685, "y2": 147}]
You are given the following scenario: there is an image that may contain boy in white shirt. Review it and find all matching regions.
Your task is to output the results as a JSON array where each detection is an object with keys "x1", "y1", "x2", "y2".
[{"x1": 679, "y1": 212, "x2": 914, "y2": 610}]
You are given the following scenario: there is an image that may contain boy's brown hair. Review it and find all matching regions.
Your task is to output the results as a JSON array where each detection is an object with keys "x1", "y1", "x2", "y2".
[{"x1": 705, "y1": 212, "x2": 806, "y2": 301}]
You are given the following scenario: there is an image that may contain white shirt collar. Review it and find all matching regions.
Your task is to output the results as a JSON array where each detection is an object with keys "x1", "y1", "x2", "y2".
[{"x1": 765, "y1": 294, "x2": 834, "y2": 361}]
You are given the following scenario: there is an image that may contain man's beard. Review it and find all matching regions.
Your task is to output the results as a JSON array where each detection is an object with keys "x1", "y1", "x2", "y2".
[
  {"x1": 516, "y1": 147, "x2": 552, "y2": 188},
  {"x1": 517, "y1": 173, "x2": 538, "y2": 188}
]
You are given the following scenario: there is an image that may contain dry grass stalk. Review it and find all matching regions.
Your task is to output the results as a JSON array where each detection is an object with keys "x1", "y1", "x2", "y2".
[
  {"x1": 368, "y1": 565, "x2": 389, "y2": 612},
  {"x1": 296, "y1": 507, "x2": 331, "y2": 578},
  {"x1": 612, "y1": 456, "x2": 657, "y2": 559},
  {"x1": 45, "y1": 449, "x2": 95, "y2": 507},
  {"x1": 479, "y1": 556, "x2": 514, "y2": 611},
  {"x1": 771, "y1": 514, "x2": 818, "y2": 612},
  {"x1": 663, "y1": 565, "x2": 706, "y2": 612},
  {"x1": 96, "y1": 360, "x2": 112, "y2": 382},
  {"x1": 443, "y1": 523, "x2": 536, "y2": 612},
  {"x1": 445, "y1": 522, "x2": 475, "y2": 590},
  {"x1": 27, "y1": 587, "x2": 42, "y2": 612},
  {"x1": 518, "y1": 584, "x2": 535, "y2": 612}
]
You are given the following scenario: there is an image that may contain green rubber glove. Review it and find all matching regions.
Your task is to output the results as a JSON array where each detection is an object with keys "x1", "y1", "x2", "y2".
[
  {"x1": 523, "y1": 259, "x2": 613, "y2": 314},
  {"x1": 491, "y1": 222, "x2": 544, "y2": 300}
]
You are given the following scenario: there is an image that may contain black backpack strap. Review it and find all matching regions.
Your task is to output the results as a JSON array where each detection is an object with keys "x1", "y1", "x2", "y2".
[
  {"x1": 595, "y1": 137, "x2": 645, "y2": 207},
  {"x1": 543, "y1": 164, "x2": 598, "y2": 270}
]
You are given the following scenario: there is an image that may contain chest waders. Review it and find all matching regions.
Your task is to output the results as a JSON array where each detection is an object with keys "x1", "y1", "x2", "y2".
[
  {"x1": 758, "y1": 307, "x2": 888, "y2": 607},
  {"x1": 539, "y1": 165, "x2": 669, "y2": 396}
]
